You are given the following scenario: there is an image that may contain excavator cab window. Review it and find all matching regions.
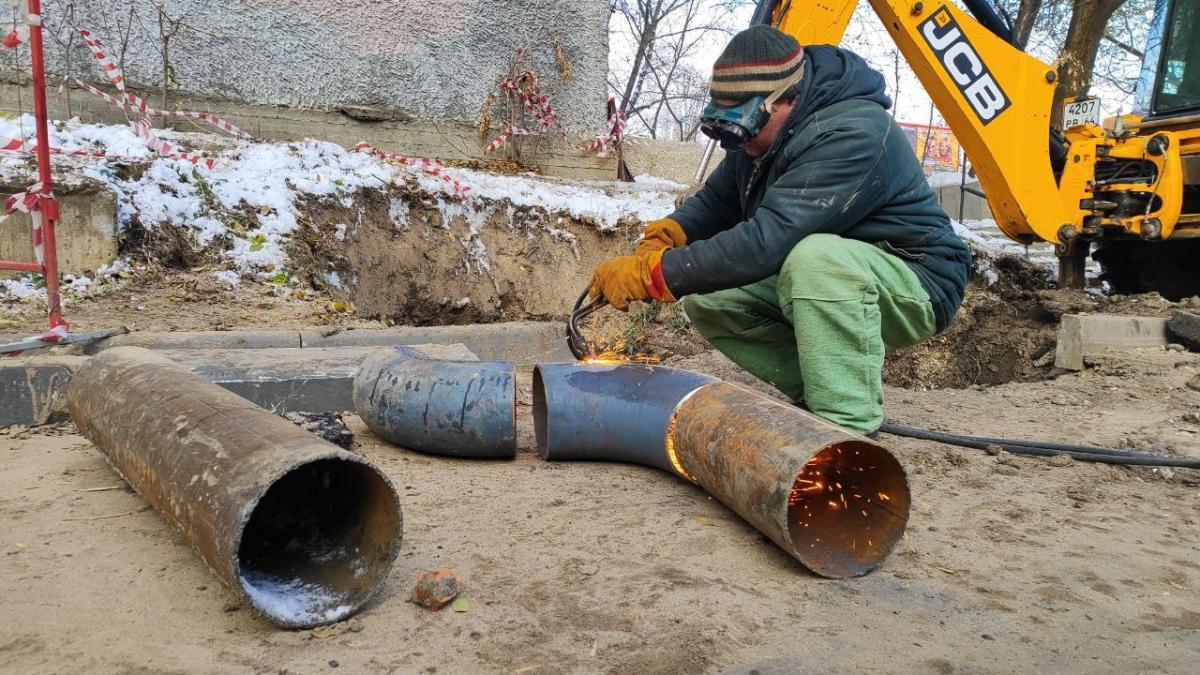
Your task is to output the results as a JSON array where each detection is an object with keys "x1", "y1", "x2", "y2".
[{"x1": 1152, "y1": 0, "x2": 1200, "y2": 115}]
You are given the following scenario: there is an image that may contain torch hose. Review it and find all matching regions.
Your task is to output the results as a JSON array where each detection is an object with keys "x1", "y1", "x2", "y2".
[{"x1": 878, "y1": 421, "x2": 1200, "y2": 469}]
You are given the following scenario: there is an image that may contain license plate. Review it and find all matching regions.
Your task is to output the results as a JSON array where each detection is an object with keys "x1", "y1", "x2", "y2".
[{"x1": 1062, "y1": 97, "x2": 1102, "y2": 130}]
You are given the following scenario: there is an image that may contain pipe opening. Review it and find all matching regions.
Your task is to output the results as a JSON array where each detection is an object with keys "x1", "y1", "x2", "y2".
[
  {"x1": 787, "y1": 441, "x2": 911, "y2": 578},
  {"x1": 237, "y1": 458, "x2": 401, "y2": 627},
  {"x1": 532, "y1": 366, "x2": 549, "y2": 458}
]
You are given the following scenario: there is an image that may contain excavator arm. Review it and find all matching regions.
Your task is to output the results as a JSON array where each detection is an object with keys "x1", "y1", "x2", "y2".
[{"x1": 771, "y1": 0, "x2": 1071, "y2": 246}]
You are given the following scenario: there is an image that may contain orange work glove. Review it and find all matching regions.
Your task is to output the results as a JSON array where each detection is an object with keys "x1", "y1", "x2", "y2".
[
  {"x1": 588, "y1": 250, "x2": 676, "y2": 311},
  {"x1": 635, "y1": 218, "x2": 687, "y2": 258},
  {"x1": 589, "y1": 255, "x2": 651, "y2": 311}
]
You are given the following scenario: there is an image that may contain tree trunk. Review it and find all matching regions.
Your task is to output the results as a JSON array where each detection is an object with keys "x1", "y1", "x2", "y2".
[
  {"x1": 619, "y1": 2, "x2": 661, "y2": 113},
  {"x1": 1051, "y1": 0, "x2": 1127, "y2": 129},
  {"x1": 1011, "y1": 0, "x2": 1044, "y2": 50}
]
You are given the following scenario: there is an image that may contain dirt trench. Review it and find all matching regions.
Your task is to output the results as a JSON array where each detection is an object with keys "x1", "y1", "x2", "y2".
[
  {"x1": 293, "y1": 189, "x2": 638, "y2": 325},
  {"x1": 117, "y1": 183, "x2": 1196, "y2": 392}
]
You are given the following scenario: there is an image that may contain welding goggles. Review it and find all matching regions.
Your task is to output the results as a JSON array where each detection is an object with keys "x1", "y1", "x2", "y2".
[
  {"x1": 699, "y1": 58, "x2": 808, "y2": 150},
  {"x1": 699, "y1": 97, "x2": 772, "y2": 150}
]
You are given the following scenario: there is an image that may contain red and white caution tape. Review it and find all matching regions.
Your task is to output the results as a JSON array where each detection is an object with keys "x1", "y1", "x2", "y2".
[
  {"x1": 131, "y1": 118, "x2": 215, "y2": 169},
  {"x1": 354, "y1": 141, "x2": 471, "y2": 200},
  {"x1": 485, "y1": 71, "x2": 564, "y2": 153},
  {"x1": 2, "y1": 12, "x2": 41, "y2": 49},
  {"x1": 583, "y1": 96, "x2": 627, "y2": 159},
  {"x1": 73, "y1": 79, "x2": 251, "y2": 138},
  {"x1": 484, "y1": 124, "x2": 534, "y2": 154},
  {"x1": 78, "y1": 29, "x2": 126, "y2": 94},
  {"x1": 18, "y1": 26, "x2": 251, "y2": 166},
  {"x1": 1, "y1": 181, "x2": 50, "y2": 264}
]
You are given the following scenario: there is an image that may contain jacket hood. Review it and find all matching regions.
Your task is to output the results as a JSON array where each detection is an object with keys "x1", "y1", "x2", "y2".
[
  {"x1": 793, "y1": 45, "x2": 892, "y2": 121},
  {"x1": 751, "y1": 46, "x2": 891, "y2": 164}
]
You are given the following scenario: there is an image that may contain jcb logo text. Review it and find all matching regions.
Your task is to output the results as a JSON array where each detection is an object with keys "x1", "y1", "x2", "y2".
[{"x1": 919, "y1": 10, "x2": 1011, "y2": 124}]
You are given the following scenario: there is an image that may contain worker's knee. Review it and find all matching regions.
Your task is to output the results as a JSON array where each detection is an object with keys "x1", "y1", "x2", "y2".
[
  {"x1": 681, "y1": 293, "x2": 725, "y2": 335},
  {"x1": 777, "y1": 234, "x2": 870, "y2": 301}
]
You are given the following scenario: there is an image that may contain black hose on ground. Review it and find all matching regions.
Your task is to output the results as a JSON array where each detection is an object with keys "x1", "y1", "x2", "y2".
[{"x1": 878, "y1": 421, "x2": 1200, "y2": 469}]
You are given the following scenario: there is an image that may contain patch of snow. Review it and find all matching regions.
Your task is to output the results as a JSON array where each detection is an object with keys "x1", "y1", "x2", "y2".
[
  {"x1": 388, "y1": 198, "x2": 410, "y2": 231},
  {"x1": 0, "y1": 276, "x2": 42, "y2": 300},
  {"x1": 215, "y1": 270, "x2": 241, "y2": 288},
  {"x1": 926, "y1": 171, "x2": 971, "y2": 190},
  {"x1": 0, "y1": 257, "x2": 139, "y2": 303},
  {"x1": 633, "y1": 173, "x2": 688, "y2": 191},
  {"x1": 441, "y1": 170, "x2": 674, "y2": 232},
  {"x1": 325, "y1": 271, "x2": 344, "y2": 290},
  {"x1": 334, "y1": 223, "x2": 348, "y2": 241}
]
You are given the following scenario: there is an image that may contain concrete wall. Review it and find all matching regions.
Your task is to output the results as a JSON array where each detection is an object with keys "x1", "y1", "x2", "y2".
[
  {"x1": 934, "y1": 182, "x2": 992, "y2": 221},
  {"x1": 622, "y1": 137, "x2": 724, "y2": 186},
  {"x1": 20, "y1": 0, "x2": 607, "y2": 131},
  {"x1": 0, "y1": 1, "x2": 616, "y2": 178}
]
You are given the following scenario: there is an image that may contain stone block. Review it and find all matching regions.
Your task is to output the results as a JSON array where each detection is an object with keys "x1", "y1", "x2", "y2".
[
  {"x1": 0, "y1": 356, "x2": 86, "y2": 426},
  {"x1": 1054, "y1": 314, "x2": 1169, "y2": 370},
  {"x1": 1167, "y1": 310, "x2": 1200, "y2": 352},
  {"x1": 0, "y1": 187, "x2": 117, "y2": 277}
]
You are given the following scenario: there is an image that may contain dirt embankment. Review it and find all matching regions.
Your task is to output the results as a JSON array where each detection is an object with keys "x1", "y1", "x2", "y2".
[{"x1": 294, "y1": 190, "x2": 638, "y2": 325}]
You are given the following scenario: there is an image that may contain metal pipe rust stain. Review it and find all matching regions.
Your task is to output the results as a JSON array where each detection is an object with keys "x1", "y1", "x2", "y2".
[
  {"x1": 533, "y1": 363, "x2": 910, "y2": 578},
  {"x1": 66, "y1": 347, "x2": 403, "y2": 628},
  {"x1": 670, "y1": 382, "x2": 910, "y2": 578},
  {"x1": 353, "y1": 346, "x2": 516, "y2": 458}
]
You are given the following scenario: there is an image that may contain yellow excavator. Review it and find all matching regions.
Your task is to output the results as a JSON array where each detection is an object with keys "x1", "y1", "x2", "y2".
[{"x1": 741, "y1": 0, "x2": 1200, "y2": 298}]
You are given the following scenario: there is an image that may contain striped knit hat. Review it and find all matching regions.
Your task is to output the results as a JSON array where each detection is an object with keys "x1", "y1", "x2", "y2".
[{"x1": 710, "y1": 26, "x2": 805, "y2": 102}]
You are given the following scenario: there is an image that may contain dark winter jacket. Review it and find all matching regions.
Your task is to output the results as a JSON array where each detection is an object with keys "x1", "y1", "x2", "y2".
[{"x1": 661, "y1": 45, "x2": 971, "y2": 332}]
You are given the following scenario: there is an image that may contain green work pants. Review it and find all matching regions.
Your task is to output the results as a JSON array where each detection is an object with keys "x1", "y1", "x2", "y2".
[{"x1": 682, "y1": 234, "x2": 937, "y2": 434}]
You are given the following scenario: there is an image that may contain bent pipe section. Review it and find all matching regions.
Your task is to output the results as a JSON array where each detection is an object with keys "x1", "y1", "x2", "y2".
[
  {"x1": 353, "y1": 346, "x2": 516, "y2": 459},
  {"x1": 67, "y1": 347, "x2": 403, "y2": 628},
  {"x1": 533, "y1": 363, "x2": 911, "y2": 578}
]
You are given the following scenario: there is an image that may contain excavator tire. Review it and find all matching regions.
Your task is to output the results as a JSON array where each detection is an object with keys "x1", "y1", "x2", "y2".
[{"x1": 1093, "y1": 239, "x2": 1200, "y2": 301}]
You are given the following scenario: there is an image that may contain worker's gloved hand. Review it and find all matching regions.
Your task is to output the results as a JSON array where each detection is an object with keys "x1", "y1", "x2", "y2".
[
  {"x1": 588, "y1": 255, "x2": 651, "y2": 311},
  {"x1": 588, "y1": 251, "x2": 676, "y2": 311},
  {"x1": 635, "y1": 218, "x2": 687, "y2": 258}
]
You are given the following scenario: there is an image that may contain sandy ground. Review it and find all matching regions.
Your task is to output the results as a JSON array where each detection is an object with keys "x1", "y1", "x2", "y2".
[
  {"x1": 2, "y1": 341, "x2": 1198, "y2": 674},
  {"x1": 1, "y1": 270, "x2": 382, "y2": 335}
]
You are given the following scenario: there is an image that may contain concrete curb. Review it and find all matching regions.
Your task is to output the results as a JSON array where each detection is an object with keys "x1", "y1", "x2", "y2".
[
  {"x1": 88, "y1": 321, "x2": 573, "y2": 364},
  {"x1": 1054, "y1": 314, "x2": 1169, "y2": 371},
  {"x1": 4, "y1": 320, "x2": 573, "y2": 426}
]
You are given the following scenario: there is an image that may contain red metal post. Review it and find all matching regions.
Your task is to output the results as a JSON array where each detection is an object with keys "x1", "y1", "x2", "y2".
[{"x1": 26, "y1": 0, "x2": 66, "y2": 332}]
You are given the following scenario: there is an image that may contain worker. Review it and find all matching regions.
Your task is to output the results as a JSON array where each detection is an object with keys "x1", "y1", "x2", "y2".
[{"x1": 587, "y1": 26, "x2": 971, "y2": 436}]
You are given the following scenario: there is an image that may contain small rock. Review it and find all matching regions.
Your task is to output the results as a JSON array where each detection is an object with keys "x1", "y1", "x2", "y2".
[
  {"x1": 1183, "y1": 412, "x2": 1200, "y2": 424},
  {"x1": 1187, "y1": 374, "x2": 1200, "y2": 392},
  {"x1": 1167, "y1": 343, "x2": 1186, "y2": 352},
  {"x1": 222, "y1": 601, "x2": 241, "y2": 612},
  {"x1": 1046, "y1": 453, "x2": 1074, "y2": 467},
  {"x1": 348, "y1": 620, "x2": 364, "y2": 633},
  {"x1": 329, "y1": 660, "x2": 339, "y2": 668},
  {"x1": 985, "y1": 444, "x2": 1004, "y2": 456},
  {"x1": 411, "y1": 569, "x2": 461, "y2": 610},
  {"x1": 994, "y1": 465, "x2": 1020, "y2": 477},
  {"x1": 452, "y1": 297, "x2": 471, "y2": 310},
  {"x1": 1158, "y1": 467, "x2": 1176, "y2": 481},
  {"x1": 995, "y1": 452, "x2": 1022, "y2": 468}
]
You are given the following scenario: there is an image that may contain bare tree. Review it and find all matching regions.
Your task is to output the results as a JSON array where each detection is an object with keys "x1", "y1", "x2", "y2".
[{"x1": 610, "y1": 0, "x2": 754, "y2": 138}]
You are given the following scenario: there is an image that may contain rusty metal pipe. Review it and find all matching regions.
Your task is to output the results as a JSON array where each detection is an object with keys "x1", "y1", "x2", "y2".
[
  {"x1": 66, "y1": 347, "x2": 402, "y2": 628},
  {"x1": 533, "y1": 364, "x2": 910, "y2": 578},
  {"x1": 353, "y1": 346, "x2": 516, "y2": 458}
]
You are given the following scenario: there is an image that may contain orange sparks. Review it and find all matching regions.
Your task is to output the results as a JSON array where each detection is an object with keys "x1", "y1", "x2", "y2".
[{"x1": 878, "y1": 492, "x2": 891, "y2": 501}]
